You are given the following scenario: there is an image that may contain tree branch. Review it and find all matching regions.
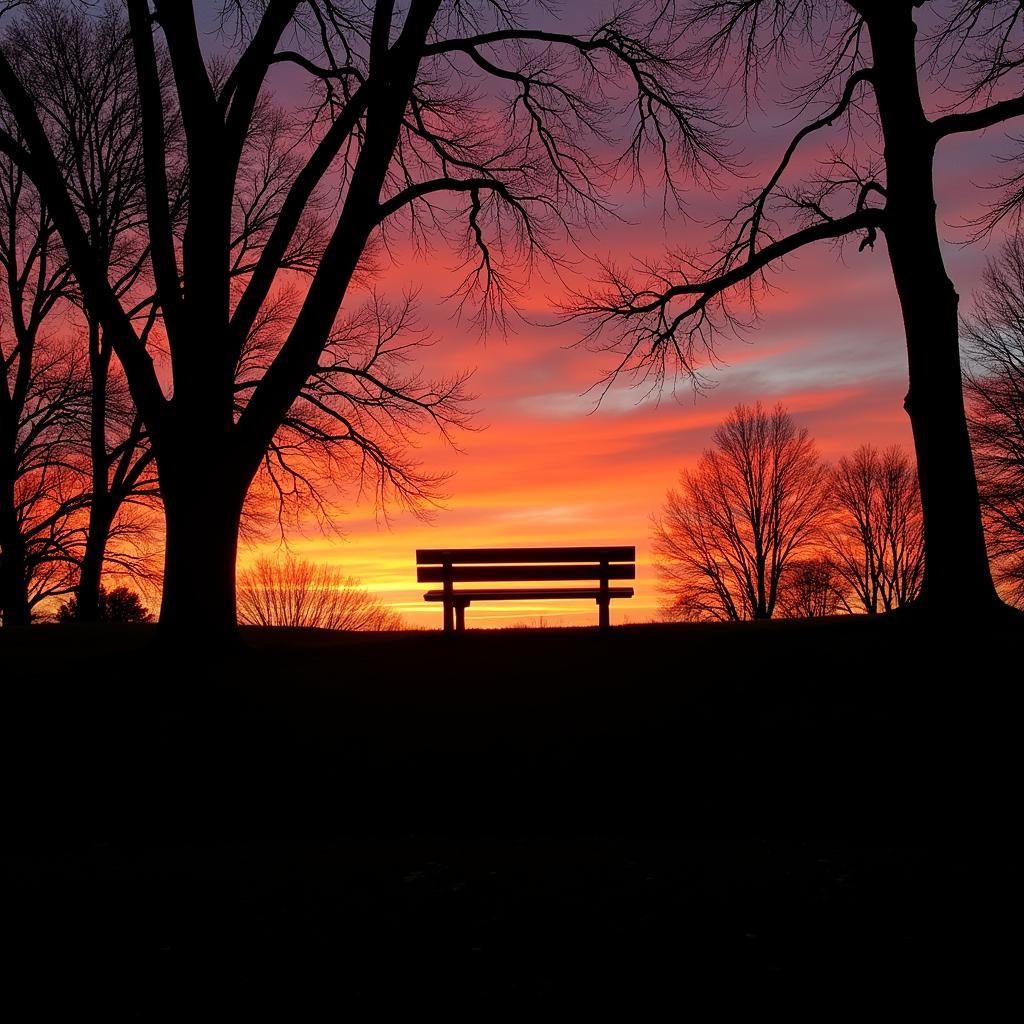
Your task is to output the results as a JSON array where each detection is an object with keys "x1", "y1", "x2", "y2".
[
  {"x1": 375, "y1": 175, "x2": 536, "y2": 222},
  {"x1": 746, "y1": 68, "x2": 874, "y2": 258},
  {"x1": 574, "y1": 204, "x2": 886, "y2": 392},
  {"x1": 229, "y1": 82, "x2": 370, "y2": 345},
  {"x1": 221, "y1": 0, "x2": 301, "y2": 160},
  {"x1": 932, "y1": 93, "x2": 1024, "y2": 139},
  {"x1": 150, "y1": 0, "x2": 217, "y2": 143},
  {"x1": 267, "y1": 51, "x2": 366, "y2": 83},
  {"x1": 126, "y1": 0, "x2": 182, "y2": 340},
  {"x1": 235, "y1": 0, "x2": 444, "y2": 462},
  {"x1": 0, "y1": 53, "x2": 166, "y2": 438},
  {"x1": 594, "y1": 207, "x2": 886, "y2": 322}
]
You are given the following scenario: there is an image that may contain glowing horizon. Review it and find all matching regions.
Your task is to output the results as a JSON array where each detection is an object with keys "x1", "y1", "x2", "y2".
[
  {"x1": 238, "y1": 236, "x2": 925, "y2": 628},
  {"x1": 237, "y1": 25, "x2": 1010, "y2": 629}
]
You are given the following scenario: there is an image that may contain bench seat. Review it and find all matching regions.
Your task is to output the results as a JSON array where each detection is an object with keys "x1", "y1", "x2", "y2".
[
  {"x1": 424, "y1": 587, "x2": 635, "y2": 602},
  {"x1": 417, "y1": 545, "x2": 636, "y2": 631}
]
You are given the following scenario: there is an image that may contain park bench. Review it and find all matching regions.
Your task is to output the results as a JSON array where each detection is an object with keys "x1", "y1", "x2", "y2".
[{"x1": 416, "y1": 546, "x2": 635, "y2": 632}]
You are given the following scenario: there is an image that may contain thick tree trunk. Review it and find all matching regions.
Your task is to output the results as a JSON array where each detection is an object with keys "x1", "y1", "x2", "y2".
[
  {"x1": 75, "y1": 502, "x2": 111, "y2": 623},
  {"x1": 0, "y1": 459, "x2": 30, "y2": 627},
  {"x1": 868, "y1": 9, "x2": 1000, "y2": 613},
  {"x1": 157, "y1": 452, "x2": 247, "y2": 641}
]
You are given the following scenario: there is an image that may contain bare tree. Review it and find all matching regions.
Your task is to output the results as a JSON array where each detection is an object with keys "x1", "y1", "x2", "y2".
[
  {"x1": 778, "y1": 556, "x2": 848, "y2": 619},
  {"x1": 962, "y1": 237, "x2": 1024, "y2": 606},
  {"x1": 652, "y1": 402, "x2": 832, "y2": 621},
  {"x1": 0, "y1": 1, "x2": 715, "y2": 638},
  {"x1": 0, "y1": 367, "x2": 92, "y2": 623},
  {"x1": 829, "y1": 444, "x2": 924, "y2": 614},
  {"x1": 574, "y1": 0, "x2": 1024, "y2": 616},
  {"x1": 15, "y1": 2, "x2": 168, "y2": 621},
  {"x1": 0, "y1": 4, "x2": 166, "y2": 626},
  {"x1": 237, "y1": 554, "x2": 402, "y2": 631},
  {"x1": 0, "y1": 97, "x2": 87, "y2": 625},
  {"x1": 33, "y1": 3, "x2": 163, "y2": 620}
]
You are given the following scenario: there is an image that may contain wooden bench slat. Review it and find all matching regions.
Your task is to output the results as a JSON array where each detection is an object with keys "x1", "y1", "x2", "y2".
[
  {"x1": 424, "y1": 587, "x2": 634, "y2": 601},
  {"x1": 417, "y1": 564, "x2": 636, "y2": 583},
  {"x1": 417, "y1": 544, "x2": 635, "y2": 631},
  {"x1": 416, "y1": 546, "x2": 635, "y2": 564}
]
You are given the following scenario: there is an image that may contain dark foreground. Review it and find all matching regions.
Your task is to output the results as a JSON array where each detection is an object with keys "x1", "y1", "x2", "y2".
[{"x1": 1, "y1": 616, "x2": 1015, "y2": 1009}]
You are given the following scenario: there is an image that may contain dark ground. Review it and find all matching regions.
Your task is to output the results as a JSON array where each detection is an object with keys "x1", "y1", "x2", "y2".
[{"x1": 0, "y1": 615, "x2": 1016, "y2": 1011}]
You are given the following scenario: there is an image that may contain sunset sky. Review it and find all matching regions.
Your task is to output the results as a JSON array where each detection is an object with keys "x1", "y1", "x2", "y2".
[{"x1": 233, "y1": 9, "x2": 1015, "y2": 628}]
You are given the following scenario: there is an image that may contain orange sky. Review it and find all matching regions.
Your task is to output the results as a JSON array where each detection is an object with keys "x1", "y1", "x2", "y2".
[
  {"x1": 240, "y1": 234, "x2": 925, "y2": 627},
  {"x1": 236, "y1": 38, "x2": 1010, "y2": 629}
]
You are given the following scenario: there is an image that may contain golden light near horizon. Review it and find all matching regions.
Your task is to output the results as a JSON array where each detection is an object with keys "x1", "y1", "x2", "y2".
[
  {"x1": 239, "y1": 247, "x2": 919, "y2": 629},
  {"x1": 4, "y1": 0, "x2": 1013, "y2": 630}
]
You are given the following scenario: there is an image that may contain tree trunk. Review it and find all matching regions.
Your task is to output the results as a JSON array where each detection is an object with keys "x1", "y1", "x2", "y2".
[
  {"x1": 157, "y1": 452, "x2": 247, "y2": 641},
  {"x1": 0, "y1": 458, "x2": 30, "y2": 627},
  {"x1": 868, "y1": 8, "x2": 1000, "y2": 613},
  {"x1": 77, "y1": 322, "x2": 111, "y2": 624},
  {"x1": 75, "y1": 502, "x2": 111, "y2": 623}
]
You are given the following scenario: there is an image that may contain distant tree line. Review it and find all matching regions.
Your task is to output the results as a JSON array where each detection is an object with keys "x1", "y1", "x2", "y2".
[{"x1": 653, "y1": 389, "x2": 1023, "y2": 620}]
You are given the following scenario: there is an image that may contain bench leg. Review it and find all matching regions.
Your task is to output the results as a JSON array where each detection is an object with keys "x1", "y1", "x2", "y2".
[
  {"x1": 455, "y1": 602, "x2": 467, "y2": 632},
  {"x1": 443, "y1": 601, "x2": 454, "y2": 633},
  {"x1": 598, "y1": 598, "x2": 610, "y2": 631}
]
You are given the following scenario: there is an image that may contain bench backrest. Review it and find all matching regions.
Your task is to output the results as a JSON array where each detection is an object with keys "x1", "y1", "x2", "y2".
[{"x1": 416, "y1": 546, "x2": 636, "y2": 584}]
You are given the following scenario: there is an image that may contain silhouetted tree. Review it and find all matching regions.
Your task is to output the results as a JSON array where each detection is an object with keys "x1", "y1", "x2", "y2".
[
  {"x1": 12, "y1": 3, "x2": 165, "y2": 621},
  {"x1": 237, "y1": 554, "x2": 401, "y2": 631},
  {"x1": 0, "y1": 100, "x2": 88, "y2": 625},
  {"x1": 829, "y1": 444, "x2": 924, "y2": 614},
  {"x1": 653, "y1": 402, "x2": 831, "y2": 621},
  {"x1": 778, "y1": 556, "x2": 848, "y2": 619},
  {"x1": 58, "y1": 584, "x2": 152, "y2": 623},
  {"x1": 0, "y1": 4, "x2": 166, "y2": 624},
  {"x1": 576, "y1": 0, "x2": 1024, "y2": 615},
  {"x1": 0, "y1": 1, "x2": 713, "y2": 637},
  {"x1": 963, "y1": 238, "x2": 1024, "y2": 606}
]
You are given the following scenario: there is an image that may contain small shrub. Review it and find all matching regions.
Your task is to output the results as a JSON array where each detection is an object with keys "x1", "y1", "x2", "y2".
[{"x1": 57, "y1": 586, "x2": 153, "y2": 623}]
